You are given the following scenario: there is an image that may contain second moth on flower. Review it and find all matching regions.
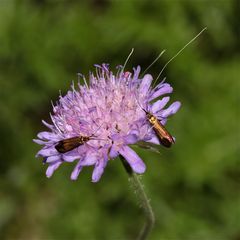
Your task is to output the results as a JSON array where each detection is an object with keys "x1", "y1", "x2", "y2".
[{"x1": 34, "y1": 64, "x2": 181, "y2": 182}]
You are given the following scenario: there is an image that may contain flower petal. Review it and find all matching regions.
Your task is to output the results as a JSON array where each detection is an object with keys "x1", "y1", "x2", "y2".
[
  {"x1": 139, "y1": 74, "x2": 153, "y2": 95},
  {"x1": 119, "y1": 146, "x2": 146, "y2": 174},
  {"x1": 33, "y1": 139, "x2": 48, "y2": 145},
  {"x1": 37, "y1": 131, "x2": 59, "y2": 141},
  {"x1": 92, "y1": 155, "x2": 108, "y2": 182},
  {"x1": 150, "y1": 83, "x2": 173, "y2": 101},
  {"x1": 160, "y1": 118, "x2": 167, "y2": 125},
  {"x1": 71, "y1": 160, "x2": 83, "y2": 180},
  {"x1": 161, "y1": 101, "x2": 181, "y2": 118},
  {"x1": 133, "y1": 66, "x2": 141, "y2": 80},
  {"x1": 46, "y1": 161, "x2": 62, "y2": 178},
  {"x1": 62, "y1": 149, "x2": 81, "y2": 162},
  {"x1": 36, "y1": 147, "x2": 58, "y2": 157},
  {"x1": 42, "y1": 120, "x2": 54, "y2": 130},
  {"x1": 45, "y1": 155, "x2": 61, "y2": 163},
  {"x1": 124, "y1": 134, "x2": 138, "y2": 144},
  {"x1": 151, "y1": 97, "x2": 170, "y2": 113},
  {"x1": 109, "y1": 145, "x2": 119, "y2": 158},
  {"x1": 81, "y1": 153, "x2": 98, "y2": 166},
  {"x1": 146, "y1": 135, "x2": 160, "y2": 145}
]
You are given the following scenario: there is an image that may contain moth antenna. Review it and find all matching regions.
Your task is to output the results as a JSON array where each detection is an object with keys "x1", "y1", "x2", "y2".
[
  {"x1": 133, "y1": 91, "x2": 148, "y2": 114},
  {"x1": 50, "y1": 113, "x2": 63, "y2": 135},
  {"x1": 91, "y1": 122, "x2": 105, "y2": 137},
  {"x1": 153, "y1": 27, "x2": 207, "y2": 87},
  {"x1": 90, "y1": 138, "x2": 109, "y2": 141},
  {"x1": 141, "y1": 50, "x2": 166, "y2": 77},
  {"x1": 121, "y1": 48, "x2": 134, "y2": 73}
]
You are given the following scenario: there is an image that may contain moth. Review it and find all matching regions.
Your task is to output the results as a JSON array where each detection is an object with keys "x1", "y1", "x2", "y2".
[
  {"x1": 145, "y1": 110, "x2": 175, "y2": 148},
  {"x1": 55, "y1": 135, "x2": 91, "y2": 153},
  {"x1": 133, "y1": 28, "x2": 207, "y2": 147},
  {"x1": 135, "y1": 96, "x2": 174, "y2": 148},
  {"x1": 55, "y1": 123, "x2": 106, "y2": 153}
]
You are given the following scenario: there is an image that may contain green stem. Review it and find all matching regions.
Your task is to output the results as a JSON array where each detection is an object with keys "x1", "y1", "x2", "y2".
[{"x1": 121, "y1": 157, "x2": 155, "y2": 240}]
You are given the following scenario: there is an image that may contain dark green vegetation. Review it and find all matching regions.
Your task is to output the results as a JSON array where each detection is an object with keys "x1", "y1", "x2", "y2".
[{"x1": 0, "y1": 0, "x2": 239, "y2": 239}]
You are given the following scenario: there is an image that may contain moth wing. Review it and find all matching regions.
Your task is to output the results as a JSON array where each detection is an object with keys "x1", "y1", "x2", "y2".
[{"x1": 55, "y1": 137, "x2": 81, "y2": 153}]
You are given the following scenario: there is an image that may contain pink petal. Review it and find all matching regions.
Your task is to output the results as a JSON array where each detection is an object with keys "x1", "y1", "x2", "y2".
[
  {"x1": 109, "y1": 145, "x2": 119, "y2": 158},
  {"x1": 37, "y1": 131, "x2": 59, "y2": 141},
  {"x1": 124, "y1": 134, "x2": 138, "y2": 144},
  {"x1": 71, "y1": 161, "x2": 83, "y2": 180},
  {"x1": 46, "y1": 161, "x2": 62, "y2": 178},
  {"x1": 36, "y1": 147, "x2": 58, "y2": 157},
  {"x1": 33, "y1": 139, "x2": 48, "y2": 145},
  {"x1": 81, "y1": 153, "x2": 98, "y2": 166},
  {"x1": 133, "y1": 66, "x2": 141, "y2": 80},
  {"x1": 146, "y1": 136, "x2": 160, "y2": 145},
  {"x1": 92, "y1": 156, "x2": 108, "y2": 182},
  {"x1": 151, "y1": 97, "x2": 170, "y2": 113},
  {"x1": 161, "y1": 101, "x2": 181, "y2": 118},
  {"x1": 42, "y1": 120, "x2": 54, "y2": 130},
  {"x1": 62, "y1": 150, "x2": 81, "y2": 162},
  {"x1": 45, "y1": 155, "x2": 61, "y2": 163},
  {"x1": 139, "y1": 74, "x2": 153, "y2": 95},
  {"x1": 150, "y1": 83, "x2": 173, "y2": 101},
  {"x1": 119, "y1": 146, "x2": 146, "y2": 174}
]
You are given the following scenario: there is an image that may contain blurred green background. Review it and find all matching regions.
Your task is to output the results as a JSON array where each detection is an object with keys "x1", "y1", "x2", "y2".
[{"x1": 0, "y1": 0, "x2": 239, "y2": 239}]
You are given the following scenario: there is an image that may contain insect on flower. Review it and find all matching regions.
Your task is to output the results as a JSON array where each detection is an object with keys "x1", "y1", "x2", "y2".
[
  {"x1": 34, "y1": 29, "x2": 206, "y2": 182},
  {"x1": 55, "y1": 123, "x2": 106, "y2": 153},
  {"x1": 146, "y1": 113, "x2": 174, "y2": 148},
  {"x1": 34, "y1": 63, "x2": 180, "y2": 181},
  {"x1": 134, "y1": 89, "x2": 175, "y2": 148},
  {"x1": 134, "y1": 27, "x2": 207, "y2": 148},
  {"x1": 140, "y1": 105, "x2": 174, "y2": 148},
  {"x1": 55, "y1": 135, "x2": 93, "y2": 153}
]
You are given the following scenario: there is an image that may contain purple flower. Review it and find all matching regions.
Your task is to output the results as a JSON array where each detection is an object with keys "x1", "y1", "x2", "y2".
[{"x1": 34, "y1": 64, "x2": 181, "y2": 182}]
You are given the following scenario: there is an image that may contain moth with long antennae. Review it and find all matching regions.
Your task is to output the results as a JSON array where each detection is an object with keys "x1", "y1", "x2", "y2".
[
  {"x1": 55, "y1": 135, "x2": 108, "y2": 153},
  {"x1": 146, "y1": 112, "x2": 175, "y2": 148},
  {"x1": 133, "y1": 28, "x2": 207, "y2": 147},
  {"x1": 55, "y1": 123, "x2": 107, "y2": 153},
  {"x1": 134, "y1": 93, "x2": 174, "y2": 148},
  {"x1": 55, "y1": 135, "x2": 93, "y2": 153}
]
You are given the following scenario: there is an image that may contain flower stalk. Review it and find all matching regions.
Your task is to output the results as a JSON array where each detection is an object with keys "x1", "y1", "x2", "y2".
[{"x1": 121, "y1": 157, "x2": 155, "y2": 240}]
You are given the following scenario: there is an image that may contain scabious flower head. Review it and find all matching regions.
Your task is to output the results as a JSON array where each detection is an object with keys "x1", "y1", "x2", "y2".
[{"x1": 34, "y1": 64, "x2": 181, "y2": 182}]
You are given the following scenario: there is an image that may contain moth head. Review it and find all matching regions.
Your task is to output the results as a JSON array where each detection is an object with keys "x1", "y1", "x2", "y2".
[{"x1": 147, "y1": 113, "x2": 156, "y2": 124}]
